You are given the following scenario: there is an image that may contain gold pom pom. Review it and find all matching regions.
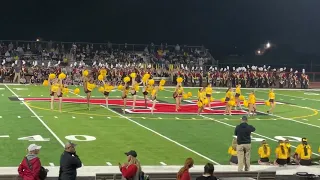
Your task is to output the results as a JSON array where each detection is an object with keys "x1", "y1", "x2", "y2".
[
  {"x1": 83, "y1": 70, "x2": 89, "y2": 77},
  {"x1": 160, "y1": 79, "x2": 166, "y2": 86},
  {"x1": 49, "y1": 74, "x2": 56, "y2": 80},
  {"x1": 118, "y1": 85, "x2": 124, "y2": 90},
  {"x1": 74, "y1": 88, "x2": 80, "y2": 94},
  {"x1": 220, "y1": 98, "x2": 225, "y2": 103},
  {"x1": 123, "y1": 76, "x2": 130, "y2": 83},
  {"x1": 130, "y1": 73, "x2": 137, "y2": 78},
  {"x1": 62, "y1": 88, "x2": 69, "y2": 94},
  {"x1": 265, "y1": 100, "x2": 270, "y2": 106},
  {"x1": 159, "y1": 86, "x2": 164, "y2": 91},
  {"x1": 239, "y1": 95, "x2": 245, "y2": 101},
  {"x1": 183, "y1": 93, "x2": 189, "y2": 99},
  {"x1": 43, "y1": 80, "x2": 49, "y2": 86},
  {"x1": 177, "y1": 77, "x2": 183, "y2": 83},
  {"x1": 243, "y1": 100, "x2": 249, "y2": 107},
  {"x1": 98, "y1": 75, "x2": 104, "y2": 81},
  {"x1": 58, "y1": 73, "x2": 66, "y2": 80},
  {"x1": 187, "y1": 92, "x2": 192, "y2": 97},
  {"x1": 148, "y1": 79, "x2": 155, "y2": 85},
  {"x1": 98, "y1": 86, "x2": 105, "y2": 93}
]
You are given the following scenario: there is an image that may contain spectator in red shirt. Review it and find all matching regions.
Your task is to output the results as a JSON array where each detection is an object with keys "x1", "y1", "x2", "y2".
[
  {"x1": 119, "y1": 150, "x2": 142, "y2": 180},
  {"x1": 177, "y1": 158, "x2": 194, "y2": 180},
  {"x1": 18, "y1": 144, "x2": 42, "y2": 180}
]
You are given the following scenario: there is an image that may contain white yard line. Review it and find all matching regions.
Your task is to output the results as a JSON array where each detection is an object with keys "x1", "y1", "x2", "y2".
[
  {"x1": 257, "y1": 90, "x2": 320, "y2": 102},
  {"x1": 200, "y1": 115, "x2": 320, "y2": 157},
  {"x1": 4, "y1": 85, "x2": 65, "y2": 147},
  {"x1": 70, "y1": 91, "x2": 221, "y2": 164},
  {"x1": 160, "y1": 162, "x2": 167, "y2": 166}
]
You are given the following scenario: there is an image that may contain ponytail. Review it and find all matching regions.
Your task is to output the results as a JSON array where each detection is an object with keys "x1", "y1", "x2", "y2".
[
  {"x1": 280, "y1": 145, "x2": 285, "y2": 154},
  {"x1": 177, "y1": 158, "x2": 194, "y2": 180},
  {"x1": 263, "y1": 144, "x2": 268, "y2": 154},
  {"x1": 303, "y1": 145, "x2": 308, "y2": 156}
]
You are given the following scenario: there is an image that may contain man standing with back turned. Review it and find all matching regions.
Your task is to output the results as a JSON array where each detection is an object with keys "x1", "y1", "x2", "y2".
[
  {"x1": 234, "y1": 116, "x2": 256, "y2": 171},
  {"x1": 59, "y1": 142, "x2": 82, "y2": 180}
]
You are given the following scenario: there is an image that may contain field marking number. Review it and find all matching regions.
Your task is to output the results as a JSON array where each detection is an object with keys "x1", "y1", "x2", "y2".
[
  {"x1": 233, "y1": 135, "x2": 302, "y2": 142},
  {"x1": 65, "y1": 135, "x2": 96, "y2": 141},
  {"x1": 17, "y1": 135, "x2": 96, "y2": 142}
]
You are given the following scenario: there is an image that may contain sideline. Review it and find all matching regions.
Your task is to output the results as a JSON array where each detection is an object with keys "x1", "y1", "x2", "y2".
[{"x1": 4, "y1": 85, "x2": 65, "y2": 147}]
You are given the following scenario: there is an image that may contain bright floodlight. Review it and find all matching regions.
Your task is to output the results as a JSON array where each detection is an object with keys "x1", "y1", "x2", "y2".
[
  {"x1": 266, "y1": 42, "x2": 271, "y2": 48},
  {"x1": 36, "y1": 38, "x2": 40, "y2": 42},
  {"x1": 257, "y1": 50, "x2": 261, "y2": 54}
]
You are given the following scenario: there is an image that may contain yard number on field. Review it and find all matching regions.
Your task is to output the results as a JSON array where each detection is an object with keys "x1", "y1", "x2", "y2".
[
  {"x1": 233, "y1": 135, "x2": 302, "y2": 142},
  {"x1": 16, "y1": 135, "x2": 96, "y2": 142}
]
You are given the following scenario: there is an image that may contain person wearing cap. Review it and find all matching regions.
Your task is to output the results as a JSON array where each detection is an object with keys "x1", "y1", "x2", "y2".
[
  {"x1": 234, "y1": 116, "x2": 256, "y2": 172},
  {"x1": 59, "y1": 142, "x2": 82, "y2": 180},
  {"x1": 119, "y1": 150, "x2": 142, "y2": 180},
  {"x1": 195, "y1": 163, "x2": 218, "y2": 180},
  {"x1": 294, "y1": 138, "x2": 312, "y2": 166},
  {"x1": 18, "y1": 144, "x2": 42, "y2": 180}
]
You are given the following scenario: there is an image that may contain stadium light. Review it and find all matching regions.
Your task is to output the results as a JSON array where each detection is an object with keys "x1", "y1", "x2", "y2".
[
  {"x1": 265, "y1": 42, "x2": 271, "y2": 49},
  {"x1": 36, "y1": 38, "x2": 40, "y2": 42}
]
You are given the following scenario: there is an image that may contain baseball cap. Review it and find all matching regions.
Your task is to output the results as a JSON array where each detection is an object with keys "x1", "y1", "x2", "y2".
[
  {"x1": 27, "y1": 144, "x2": 42, "y2": 152},
  {"x1": 65, "y1": 141, "x2": 77, "y2": 148},
  {"x1": 302, "y1": 138, "x2": 308, "y2": 142},
  {"x1": 241, "y1": 116, "x2": 248, "y2": 121},
  {"x1": 125, "y1": 150, "x2": 137, "y2": 157}
]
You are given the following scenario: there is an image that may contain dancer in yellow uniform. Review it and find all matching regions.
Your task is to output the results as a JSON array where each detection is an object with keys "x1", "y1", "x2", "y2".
[
  {"x1": 258, "y1": 140, "x2": 271, "y2": 165},
  {"x1": 57, "y1": 79, "x2": 65, "y2": 112},
  {"x1": 197, "y1": 88, "x2": 207, "y2": 115},
  {"x1": 131, "y1": 79, "x2": 139, "y2": 110},
  {"x1": 174, "y1": 85, "x2": 184, "y2": 112},
  {"x1": 294, "y1": 138, "x2": 312, "y2": 166},
  {"x1": 274, "y1": 140, "x2": 288, "y2": 166},
  {"x1": 85, "y1": 77, "x2": 96, "y2": 110},
  {"x1": 122, "y1": 83, "x2": 130, "y2": 114},
  {"x1": 267, "y1": 88, "x2": 276, "y2": 114},
  {"x1": 205, "y1": 84, "x2": 213, "y2": 108},
  {"x1": 285, "y1": 139, "x2": 292, "y2": 164},
  {"x1": 49, "y1": 78, "x2": 60, "y2": 110},
  {"x1": 150, "y1": 85, "x2": 158, "y2": 114},
  {"x1": 248, "y1": 91, "x2": 256, "y2": 116},
  {"x1": 224, "y1": 87, "x2": 232, "y2": 115},
  {"x1": 228, "y1": 138, "x2": 238, "y2": 165},
  {"x1": 101, "y1": 81, "x2": 112, "y2": 107},
  {"x1": 235, "y1": 84, "x2": 242, "y2": 109}
]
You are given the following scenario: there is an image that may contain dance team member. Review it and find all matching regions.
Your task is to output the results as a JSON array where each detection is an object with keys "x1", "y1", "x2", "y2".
[
  {"x1": 274, "y1": 140, "x2": 288, "y2": 166},
  {"x1": 258, "y1": 140, "x2": 271, "y2": 165},
  {"x1": 174, "y1": 84, "x2": 184, "y2": 112},
  {"x1": 205, "y1": 84, "x2": 213, "y2": 108},
  {"x1": 85, "y1": 77, "x2": 96, "y2": 110},
  {"x1": 228, "y1": 138, "x2": 238, "y2": 165},
  {"x1": 150, "y1": 85, "x2": 158, "y2": 114},
  {"x1": 248, "y1": 91, "x2": 256, "y2": 116},
  {"x1": 267, "y1": 88, "x2": 276, "y2": 114},
  {"x1": 224, "y1": 87, "x2": 232, "y2": 115},
  {"x1": 49, "y1": 77, "x2": 59, "y2": 110},
  {"x1": 235, "y1": 84, "x2": 242, "y2": 110},
  {"x1": 122, "y1": 83, "x2": 130, "y2": 114},
  {"x1": 197, "y1": 87, "x2": 207, "y2": 115}
]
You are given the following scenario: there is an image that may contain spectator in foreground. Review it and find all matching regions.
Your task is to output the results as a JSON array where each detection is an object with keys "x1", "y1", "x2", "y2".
[
  {"x1": 119, "y1": 150, "x2": 142, "y2": 180},
  {"x1": 196, "y1": 163, "x2": 218, "y2": 180},
  {"x1": 18, "y1": 144, "x2": 42, "y2": 180},
  {"x1": 59, "y1": 142, "x2": 82, "y2": 180},
  {"x1": 227, "y1": 138, "x2": 238, "y2": 165},
  {"x1": 234, "y1": 116, "x2": 256, "y2": 172},
  {"x1": 177, "y1": 158, "x2": 194, "y2": 180}
]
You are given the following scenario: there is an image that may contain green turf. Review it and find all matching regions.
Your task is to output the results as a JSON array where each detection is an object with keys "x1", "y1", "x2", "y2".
[{"x1": 0, "y1": 84, "x2": 319, "y2": 166}]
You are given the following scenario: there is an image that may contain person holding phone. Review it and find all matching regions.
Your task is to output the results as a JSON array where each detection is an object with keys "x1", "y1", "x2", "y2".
[
  {"x1": 59, "y1": 142, "x2": 82, "y2": 180},
  {"x1": 119, "y1": 150, "x2": 142, "y2": 180}
]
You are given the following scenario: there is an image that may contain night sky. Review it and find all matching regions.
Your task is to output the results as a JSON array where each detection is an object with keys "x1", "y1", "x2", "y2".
[{"x1": 1, "y1": 0, "x2": 320, "y2": 57}]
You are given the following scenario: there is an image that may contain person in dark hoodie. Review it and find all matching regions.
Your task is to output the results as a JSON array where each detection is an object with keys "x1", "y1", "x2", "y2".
[
  {"x1": 196, "y1": 163, "x2": 218, "y2": 180},
  {"x1": 18, "y1": 144, "x2": 42, "y2": 180},
  {"x1": 234, "y1": 116, "x2": 256, "y2": 172},
  {"x1": 59, "y1": 142, "x2": 82, "y2": 180}
]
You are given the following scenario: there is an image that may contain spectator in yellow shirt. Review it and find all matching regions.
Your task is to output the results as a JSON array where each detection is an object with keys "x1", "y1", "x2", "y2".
[
  {"x1": 228, "y1": 138, "x2": 238, "y2": 165},
  {"x1": 274, "y1": 140, "x2": 288, "y2": 166},
  {"x1": 258, "y1": 140, "x2": 271, "y2": 165},
  {"x1": 284, "y1": 139, "x2": 292, "y2": 164}
]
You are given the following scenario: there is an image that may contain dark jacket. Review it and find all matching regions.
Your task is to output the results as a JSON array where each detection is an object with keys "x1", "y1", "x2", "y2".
[
  {"x1": 59, "y1": 151, "x2": 82, "y2": 180},
  {"x1": 234, "y1": 122, "x2": 255, "y2": 144}
]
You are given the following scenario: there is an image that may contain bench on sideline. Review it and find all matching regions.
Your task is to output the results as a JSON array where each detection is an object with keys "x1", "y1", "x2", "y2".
[{"x1": 96, "y1": 171, "x2": 276, "y2": 180}]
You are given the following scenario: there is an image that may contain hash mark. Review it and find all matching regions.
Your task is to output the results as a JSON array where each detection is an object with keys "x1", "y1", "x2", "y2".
[
  {"x1": 107, "y1": 117, "x2": 111, "y2": 119},
  {"x1": 175, "y1": 117, "x2": 180, "y2": 119},
  {"x1": 141, "y1": 117, "x2": 146, "y2": 119},
  {"x1": 90, "y1": 117, "x2": 93, "y2": 119},
  {"x1": 54, "y1": 116, "x2": 58, "y2": 119},
  {"x1": 0, "y1": 116, "x2": 2, "y2": 118},
  {"x1": 41, "y1": 95, "x2": 43, "y2": 97},
  {"x1": 17, "y1": 116, "x2": 21, "y2": 118},
  {"x1": 160, "y1": 162, "x2": 167, "y2": 166},
  {"x1": 106, "y1": 162, "x2": 112, "y2": 166},
  {"x1": 72, "y1": 116, "x2": 76, "y2": 119},
  {"x1": 224, "y1": 118, "x2": 229, "y2": 120},
  {"x1": 158, "y1": 117, "x2": 162, "y2": 119}
]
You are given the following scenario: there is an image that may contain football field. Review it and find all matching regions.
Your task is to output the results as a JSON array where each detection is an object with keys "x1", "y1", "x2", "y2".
[{"x1": 0, "y1": 84, "x2": 319, "y2": 167}]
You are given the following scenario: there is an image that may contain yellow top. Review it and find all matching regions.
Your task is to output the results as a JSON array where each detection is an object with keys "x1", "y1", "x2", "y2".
[
  {"x1": 87, "y1": 82, "x2": 96, "y2": 91},
  {"x1": 177, "y1": 87, "x2": 183, "y2": 94},
  {"x1": 228, "y1": 146, "x2": 237, "y2": 156},
  {"x1": 226, "y1": 91, "x2": 232, "y2": 99},
  {"x1": 198, "y1": 90, "x2": 202, "y2": 99},
  {"x1": 286, "y1": 143, "x2": 292, "y2": 158},
  {"x1": 269, "y1": 92, "x2": 275, "y2": 100},
  {"x1": 146, "y1": 85, "x2": 153, "y2": 93},
  {"x1": 199, "y1": 91, "x2": 207, "y2": 102},
  {"x1": 104, "y1": 84, "x2": 112, "y2": 92},
  {"x1": 151, "y1": 89, "x2": 157, "y2": 96},
  {"x1": 206, "y1": 87, "x2": 213, "y2": 95},
  {"x1": 235, "y1": 87, "x2": 241, "y2": 94},
  {"x1": 296, "y1": 144, "x2": 312, "y2": 160},
  {"x1": 258, "y1": 145, "x2": 271, "y2": 158},
  {"x1": 248, "y1": 94, "x2": 256, "y2": 104},
  {"x1": 275, "y1": 143, "x2": 288, "y2": 159},
  {"x1": 51, "y1": 83, "x2": 60, "y2": 93}
]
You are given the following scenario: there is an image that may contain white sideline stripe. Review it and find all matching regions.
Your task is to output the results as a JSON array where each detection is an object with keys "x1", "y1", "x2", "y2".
[
  {"x1": 160, "y1": 162, "x2": 167, "y2": 166},
  {"x1": 200, "y1": 115, "x2": 320, "y2": 157},
  {"x1": 106, "y1": 162, "x2": 112, "y2": 166},
  {"x1": 4, "y1": 85, "x2": 65, "y2": 147},
  {"x1": 101, "y1": 105, "x2": 220, "y2": 165},
  {"x1": 70, "y1": 91, "x2": 221, "y2": 164},
  {"x1": 49, "y1": 163, "x2": 55, "y2": 167},
  {"x1": 32, "y1": 116, "x2": 43, "y2": 118},
  {"x1": 0, "y1": 135, "x2": 9, "y2": 138}
]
